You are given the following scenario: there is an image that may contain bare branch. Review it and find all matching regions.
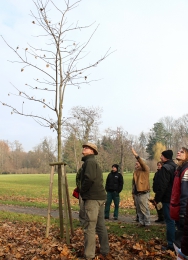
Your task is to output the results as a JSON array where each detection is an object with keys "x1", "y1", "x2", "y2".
[{"x1": 1, "y1": 36, "x2": 56, "y2": 83}]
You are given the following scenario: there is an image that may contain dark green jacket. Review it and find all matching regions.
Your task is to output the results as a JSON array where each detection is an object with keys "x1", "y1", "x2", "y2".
[{"x1": 80, "y1": 154, "x2": 106, "y2": 200}]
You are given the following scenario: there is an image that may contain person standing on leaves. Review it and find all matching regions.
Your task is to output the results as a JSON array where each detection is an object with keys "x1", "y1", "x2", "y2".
[
  {"x1": 152, "y1": 161, "x2": 165, "y2": 223},
  {"x1": 154, "y1": 149, "x2": 177, "y2": 251},
  {"x1": 104, "y1": 164, "x2": 124, "y2": 220},
  {"x1": 80, "y1": 142, "x2": 109, "y2": 260},
  {"x1": 132, "y1": 147, "x2": 151, "y2": 226}
]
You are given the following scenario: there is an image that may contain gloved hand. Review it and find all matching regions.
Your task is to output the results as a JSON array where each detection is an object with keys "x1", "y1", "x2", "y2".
[{"x1": 156, "y1": 202, "x2": 163, "y2": 210}]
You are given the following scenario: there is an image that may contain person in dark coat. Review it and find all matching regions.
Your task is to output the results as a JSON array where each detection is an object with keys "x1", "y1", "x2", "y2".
[
  {"x1": 80, "y1": 142, "x2": 109, "y2": 259},
  {"x1": 153, "y1": 161, "x2": 164, "y2": 222},
  {"x1": 154, "y1": 149, "x2": 177, "y2": 251},
  {"x1": 104, "y1": 164, "x2": 124, "y2": 220}
]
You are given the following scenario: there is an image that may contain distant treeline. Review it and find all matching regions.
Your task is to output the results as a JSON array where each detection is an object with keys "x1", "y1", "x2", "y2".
[{"x1": 1, "y1": 111, "x2": 188, "y2": 174}]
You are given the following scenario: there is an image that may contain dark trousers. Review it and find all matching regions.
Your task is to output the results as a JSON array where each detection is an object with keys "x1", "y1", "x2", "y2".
[
  {"x1": 162, "y1": 202, "x2": 175, "y2": 248},
  {"x1": 104, "y1": 191, "x2": 120, "y2": 218}
]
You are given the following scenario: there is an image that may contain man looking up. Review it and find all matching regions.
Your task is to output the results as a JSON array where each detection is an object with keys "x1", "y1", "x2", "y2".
[
  {"x1": 154, "y1": 149, "x2": 177, "y2": 251},
  {"x1": 80, "y1": 142, "x2": 109, "y2": 260},
  {"x1": 132, "y1": 147, "x2": 150, "y2": 227}
]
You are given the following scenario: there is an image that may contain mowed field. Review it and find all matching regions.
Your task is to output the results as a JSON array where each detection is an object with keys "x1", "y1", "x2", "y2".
[{"x1": 0, "y1": 172, "x2": 155, "y2": 214}]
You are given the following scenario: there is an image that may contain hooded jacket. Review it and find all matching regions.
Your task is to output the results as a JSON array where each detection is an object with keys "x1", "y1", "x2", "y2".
[{"x1": 80, "y1": 154, "x2": 106, "y2": 200}]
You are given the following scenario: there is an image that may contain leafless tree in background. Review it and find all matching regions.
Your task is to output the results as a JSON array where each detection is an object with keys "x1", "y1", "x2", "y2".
[{"x1": 1, "y1": 0, "x2": 111, "y2": 238}]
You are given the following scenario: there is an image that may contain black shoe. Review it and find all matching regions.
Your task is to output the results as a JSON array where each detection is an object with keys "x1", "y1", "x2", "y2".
[
  {"x1": 155, "y1": 219, "x2": 164, "y2": 223},
  {"x1": 113, "y1": 217, "x2": 118, "y2": 220},
  {"x1": 104, "y1": 217, "x2": 109, "y2": 219},
  {"x1": 161, "y1": 246, "x2": 175, "y2": 252}
]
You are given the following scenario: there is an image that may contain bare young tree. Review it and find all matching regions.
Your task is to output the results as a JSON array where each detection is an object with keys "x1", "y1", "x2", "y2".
[
  {"x1": 69, "y1": 106, "x2": 102, "y2": 143},
  {"x1": 1, "y1": 0, "x2": 111, "y2": 239},
  {"x1": 63, "y1": 106, "x2": 102, "y2": 171}
]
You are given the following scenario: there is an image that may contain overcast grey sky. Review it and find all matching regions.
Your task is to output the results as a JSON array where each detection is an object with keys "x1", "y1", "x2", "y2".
[{"x1": 1, "y1": 0, "x2": 188, "y2": 151}]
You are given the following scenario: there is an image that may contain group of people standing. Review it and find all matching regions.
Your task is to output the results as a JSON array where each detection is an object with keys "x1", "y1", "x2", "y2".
[
  {"x1": 75, "y1": 142, "x2": 188, "y2": 260},
  {"x1": 132, "y1": 147, "x2": 188, "y2": 258}
]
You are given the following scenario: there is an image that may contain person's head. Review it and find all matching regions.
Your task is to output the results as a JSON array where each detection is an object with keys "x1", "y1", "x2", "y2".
[
  {"x1": 176, "y1": 147, "x2": 188, "y2": 164},
  {"x1": 135, "y1": 161, "x2": 141, "y2": 170},
  {"x1": 157, "y1": 161, "x2": 163, "y2": 170},
  {"x1": 160, "y1": 150, "x2": 173, "y2": 162},
  {"x1": 112, "y1": 164, "x2": 119, "y2": 172},
  {"x1": 82, "y1": 142, "x2": 98, "y2": 156}
]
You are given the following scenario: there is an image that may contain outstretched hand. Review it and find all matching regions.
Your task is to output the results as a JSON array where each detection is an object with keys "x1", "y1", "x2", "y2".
[{"x1": 131, "y1": 147, "x2": 138, "y2": 157}]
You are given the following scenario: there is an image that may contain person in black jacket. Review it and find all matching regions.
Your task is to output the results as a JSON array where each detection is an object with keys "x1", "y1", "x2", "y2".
[
  {"x1": 154, "y1": 150, "x2": 177, "y2": 251},
  {"x1": 153, "y1": 161, "x2": 164, "y2": 223},
  {"x1": 104, "y1": 164, "x2": 124, "y2": 220}
]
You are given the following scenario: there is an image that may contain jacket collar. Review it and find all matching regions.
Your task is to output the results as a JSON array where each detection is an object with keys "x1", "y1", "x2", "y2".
[{"x1": 82, "y1": 154, "x2": 95, "y2": 162}]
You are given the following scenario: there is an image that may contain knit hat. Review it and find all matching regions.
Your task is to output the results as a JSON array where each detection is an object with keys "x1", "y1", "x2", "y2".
[
  {"x1": 82, "y1": 142, "x2": 98, "y2": 155},
  {"x1": 112, "y1": 164, "x2": 119, "y2": 170},
  {"x1": 161, "y1": 150, "x2": 173, "y2": 160}
]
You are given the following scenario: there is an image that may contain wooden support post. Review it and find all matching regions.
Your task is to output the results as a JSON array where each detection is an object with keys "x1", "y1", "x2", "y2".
[
  {"x1": 46, "y1": 162, "x2": 73, "y2": 244},
  {"x1": 46, "y1": 165, "x2": 54, "y2": 237},
  {"x1": 61, "y1": 165, "x2": 70, "y2": 244},
  {"x1": 65, "y1": 171, "x2": 74, "y2": 236}
]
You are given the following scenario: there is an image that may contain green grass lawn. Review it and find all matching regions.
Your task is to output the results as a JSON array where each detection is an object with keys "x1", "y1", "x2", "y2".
[{"x1": 0, "y1": 172, "x2": 155, "y2": 212}]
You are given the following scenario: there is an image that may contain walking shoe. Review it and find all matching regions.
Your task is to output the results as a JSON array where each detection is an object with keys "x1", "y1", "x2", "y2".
[
  {"x1": 132, "y1": 218, "x2": 139, "y2": 222},
  {"x1": 161, "y1": 246, "x2": 175, "y2": 252},
  {"x1": 137, "y1": 223, "x2": 145, "y2": 227},
  {"x1": 104, "y1": 217, "x2": 109, "y2": 219},
  {"x1": 98, "y1": 253, "x2": 110, "y2": 259},
  {"x1": 155, "y1": 218, "x2": 164, "y2": 223},
  {"x1": 113, "y1": 217, "x2": 118, "y2": 220},
  {"x1": 78, "y1": 255, "x2": 95, "y2": 259}
]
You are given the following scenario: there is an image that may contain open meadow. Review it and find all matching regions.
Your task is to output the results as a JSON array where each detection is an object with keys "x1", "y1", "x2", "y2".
[{"x1": 0, "y1": 172, "x2": 155, "y2": 212}]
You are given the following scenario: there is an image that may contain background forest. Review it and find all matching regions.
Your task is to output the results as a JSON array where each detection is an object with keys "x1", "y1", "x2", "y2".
[{"x1": 1, "y1": 106, "x2": 188, "y2": 174}]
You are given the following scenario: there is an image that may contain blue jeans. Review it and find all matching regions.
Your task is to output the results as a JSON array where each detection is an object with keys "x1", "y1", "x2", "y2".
[{"x1": 162, "y1": 202, "x2": 175, "y2": 248}]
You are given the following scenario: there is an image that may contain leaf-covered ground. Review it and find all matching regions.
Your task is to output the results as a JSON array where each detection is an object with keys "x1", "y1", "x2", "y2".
[{"x1": 0, "y1": 221, "x2": 176, "y2": 260}]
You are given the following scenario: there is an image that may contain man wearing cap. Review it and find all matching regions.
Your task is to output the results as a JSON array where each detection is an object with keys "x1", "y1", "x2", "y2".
[
  {"x1": 154, "y1": 149, "x2": 177, "y2": 251},
  {"x1": 104, "y1": 164, "x2": 124, "y2": 220},
  {"x1": 80, "y1": 142, "x2": 109, "y2": 260}
]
